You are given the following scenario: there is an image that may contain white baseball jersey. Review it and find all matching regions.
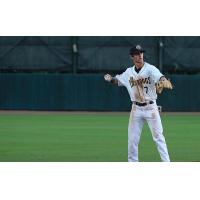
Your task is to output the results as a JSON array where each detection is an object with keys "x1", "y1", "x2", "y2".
[{"x1": 115, "y1": 62, "x2": 163, "y2": 102}]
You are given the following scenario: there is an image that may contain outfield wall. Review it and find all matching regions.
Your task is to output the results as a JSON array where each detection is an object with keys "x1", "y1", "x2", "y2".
[{"x1": 0, "y1": 73, "x2": 199, "y2": 111}]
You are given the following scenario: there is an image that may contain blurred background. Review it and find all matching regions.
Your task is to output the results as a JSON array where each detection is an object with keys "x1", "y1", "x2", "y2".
[{"x1": 0, "y1": 36, "x2": 200, "y2": 112}]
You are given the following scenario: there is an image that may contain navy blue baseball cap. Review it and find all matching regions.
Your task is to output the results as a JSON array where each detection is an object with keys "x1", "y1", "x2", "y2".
[{"x1": 129, "y1": 45, "x2": 146, "y2": 56}]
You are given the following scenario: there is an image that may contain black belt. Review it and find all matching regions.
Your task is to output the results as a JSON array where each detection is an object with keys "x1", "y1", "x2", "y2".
[{"x1": 133, "y1": 101, "x2": 154, "y2": 107}]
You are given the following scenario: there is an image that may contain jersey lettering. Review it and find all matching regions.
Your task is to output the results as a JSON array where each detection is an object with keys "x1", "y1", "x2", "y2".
[{"x1": 129, "y1": 76, "x2": 151, "y2": 87}]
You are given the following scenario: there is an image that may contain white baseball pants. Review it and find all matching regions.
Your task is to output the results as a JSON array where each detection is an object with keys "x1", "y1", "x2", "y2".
[{"x1": 128, "y1": 102, "x2": 170, "y2": 162}]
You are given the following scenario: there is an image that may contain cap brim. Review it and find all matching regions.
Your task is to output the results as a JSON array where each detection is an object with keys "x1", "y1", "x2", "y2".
[{"x1": 132, "y1": 50, "x2": 145, "y2": 55}]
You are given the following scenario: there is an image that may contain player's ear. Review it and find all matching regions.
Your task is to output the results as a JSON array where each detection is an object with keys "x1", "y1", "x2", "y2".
[{"x1": 130, "y1": 55, "x2": 134, "y2": 59}]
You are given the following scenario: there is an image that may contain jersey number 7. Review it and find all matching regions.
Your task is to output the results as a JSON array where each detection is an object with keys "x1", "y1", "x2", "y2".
[{"x1": 144, "y1": 86, "x2": 148, "y2": 94}]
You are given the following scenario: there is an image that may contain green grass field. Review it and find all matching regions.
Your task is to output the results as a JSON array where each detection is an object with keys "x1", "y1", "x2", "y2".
[{"x1": 0, "y1": 112, "x2": 200, "y2": 162}]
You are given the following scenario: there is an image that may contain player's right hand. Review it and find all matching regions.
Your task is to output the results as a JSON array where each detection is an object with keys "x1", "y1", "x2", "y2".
[{"x1": 104, "y1": 74, "x2": 112, "y2": 82}]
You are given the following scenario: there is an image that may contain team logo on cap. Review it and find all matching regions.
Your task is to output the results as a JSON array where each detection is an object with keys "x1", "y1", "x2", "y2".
[{"x1": 136, "y1": 45, "x2": 142, "y2": 50}]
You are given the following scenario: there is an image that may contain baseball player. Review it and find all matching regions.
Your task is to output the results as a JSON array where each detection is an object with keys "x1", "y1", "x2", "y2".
[{"x1": 104, "y1": 45, "x2": 173, "y2": 162}]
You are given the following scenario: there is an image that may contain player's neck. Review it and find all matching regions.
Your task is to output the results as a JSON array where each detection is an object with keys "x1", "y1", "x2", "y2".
[{"x1": 135, "y1": 62, "x2": 144, "y2": 69}]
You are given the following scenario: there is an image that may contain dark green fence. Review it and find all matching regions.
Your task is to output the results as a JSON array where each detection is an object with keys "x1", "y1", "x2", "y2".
[
  {"x1": 157, "y1": 75, "x2": 200, "y2": 111},
  {"x1": 1, "y1": 36, "x2": 200, "y2": 73},
  {"x1": 0, "y1": 73, "x2": 130, "y2": 111},
  {"x1": 0, "y1": 37, "x2": 72, "y2": 71},
  {"x1": 0, "y1": 73, "x2": 199, "y2": 111}
]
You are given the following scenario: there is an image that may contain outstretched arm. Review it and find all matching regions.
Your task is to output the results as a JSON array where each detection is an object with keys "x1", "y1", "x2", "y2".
[{"x1": 104, "y1": 74, "x2": 118, "y2": 85}]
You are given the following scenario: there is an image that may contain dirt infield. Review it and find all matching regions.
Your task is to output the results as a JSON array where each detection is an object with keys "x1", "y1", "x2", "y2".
[{"x1": 0, "y1": 110, "x2": 200, "y2": 115}]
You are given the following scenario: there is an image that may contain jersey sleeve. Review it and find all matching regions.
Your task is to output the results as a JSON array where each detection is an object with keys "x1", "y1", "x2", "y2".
[
  {"x1": 115, "y1": 69, "x2": 129, "y2": 86},
  {"x1": 150, "y1": 65, "x2": 164, "y2": 83}
]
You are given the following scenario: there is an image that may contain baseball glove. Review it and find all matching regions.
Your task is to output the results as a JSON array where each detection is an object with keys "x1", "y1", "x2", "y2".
[{"x1": 156, "y1": 78, "x2": 173, "y2": 94}]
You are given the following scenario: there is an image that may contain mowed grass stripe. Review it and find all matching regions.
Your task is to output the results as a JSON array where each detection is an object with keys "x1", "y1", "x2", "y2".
[
  {"x1": 0, "y1": 114, "x2": 127, "y2": 161},
  {"x1": 0, "y1": 113, "x2": 199, "y2": 162}
]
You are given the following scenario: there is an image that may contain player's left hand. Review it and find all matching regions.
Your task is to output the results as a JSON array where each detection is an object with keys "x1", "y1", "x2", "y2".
[{"x1": 156, "y1": 78, "x2": 173, "y2": 94}]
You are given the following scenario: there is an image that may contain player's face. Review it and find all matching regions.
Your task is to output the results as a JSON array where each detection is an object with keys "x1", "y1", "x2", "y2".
[
  {"x1": 131, "y1": 52, "x2": 144, "y2": 67},
  {"x1": 133, "y1": 52, "x2": 144, "y2": 62}
]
